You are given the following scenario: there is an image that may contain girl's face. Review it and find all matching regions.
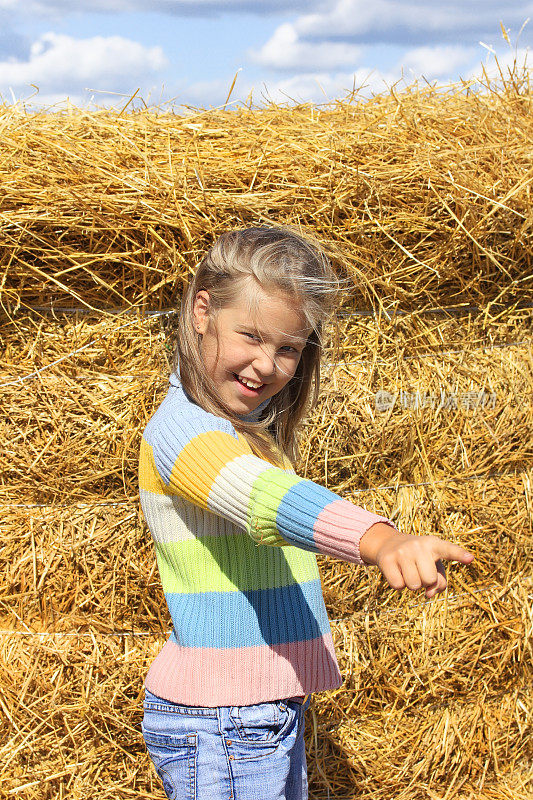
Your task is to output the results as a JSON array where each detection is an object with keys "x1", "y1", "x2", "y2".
[{"x1": 193, "y1": 283, "x2": 311, "y2": 416}]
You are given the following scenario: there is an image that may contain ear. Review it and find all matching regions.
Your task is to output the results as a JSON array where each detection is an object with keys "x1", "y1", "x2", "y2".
[{"x1": 192, "y1": 290, "x2": 211, "y2": 334}]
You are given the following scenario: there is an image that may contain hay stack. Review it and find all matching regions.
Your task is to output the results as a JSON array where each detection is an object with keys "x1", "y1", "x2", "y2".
[
  {"x1": 0, "y1": 70, "x2": 531, "y2": 799},
  {"x1": 1, "y1": 71, "x2": 531, "y2": 313}
]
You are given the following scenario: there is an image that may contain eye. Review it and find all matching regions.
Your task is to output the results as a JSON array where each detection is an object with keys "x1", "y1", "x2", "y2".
[{"x1": 241, "y1": 331, "x2": 260, "y2": 341}]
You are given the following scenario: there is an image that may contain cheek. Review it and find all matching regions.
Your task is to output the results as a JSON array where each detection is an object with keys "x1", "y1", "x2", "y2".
[
  {"x1": 222, "y1": 339, "x2": 250, "y2": 366},
  {"x1": 276, "y1": 357, "x2": 301, "y2": 384},
  {"x1": 204, "y1": 337, "x2": 247, "y2": 375}
]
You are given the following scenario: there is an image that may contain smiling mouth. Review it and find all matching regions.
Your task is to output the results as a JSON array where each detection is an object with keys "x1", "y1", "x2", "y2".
[{"x1": 234, "y1": 374, "x2": 264, "y2": 391}]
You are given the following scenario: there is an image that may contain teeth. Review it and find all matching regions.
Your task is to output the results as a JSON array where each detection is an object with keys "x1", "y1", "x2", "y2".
[{"x1": 239, "y1": 376, "x2": 263, "y2": 389}]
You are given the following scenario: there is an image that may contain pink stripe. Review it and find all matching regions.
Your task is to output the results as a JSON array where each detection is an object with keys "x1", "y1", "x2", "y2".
[
  {"x1": 313, "y1": 499, "x2": 397, "y2": 563},
  {"x1": 145, "y1": 636, "x2": 341, "y2": 706}
]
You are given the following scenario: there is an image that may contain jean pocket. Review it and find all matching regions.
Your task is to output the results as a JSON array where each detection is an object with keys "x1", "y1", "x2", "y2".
[
  {"x1": 142, "y1": 726, "x2": 197, "y2": 800},
  {"x1": 229, "y1": 701, "x2": 296, "y2": 745}
]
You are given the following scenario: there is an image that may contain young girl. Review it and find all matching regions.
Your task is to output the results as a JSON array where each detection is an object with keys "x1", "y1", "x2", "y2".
[{"x1": 139, "y1": 227, "x2": 473, "y2": 800}]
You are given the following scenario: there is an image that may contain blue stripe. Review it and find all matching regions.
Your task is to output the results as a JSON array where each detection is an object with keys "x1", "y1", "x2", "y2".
[
  {"x1": 165, "y1": 580, "x2": 330, "y2": 648},
  {"x1": 276, "y1": 480, "x2": 337, "y2": 548}
]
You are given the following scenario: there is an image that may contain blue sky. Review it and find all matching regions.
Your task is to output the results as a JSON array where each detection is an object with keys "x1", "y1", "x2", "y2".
[{"x1": 0, "y1": 1, "x2": 531, "y2": 109}]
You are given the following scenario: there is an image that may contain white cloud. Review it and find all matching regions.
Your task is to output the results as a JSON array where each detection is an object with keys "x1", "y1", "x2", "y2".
[
  {"x1": 178, "y1": 75, "x2": 247, "y2": 108},
  {"x1": 155, "y1": 69, "x2": 379, "y2": 109},
  {"x1": 252, "y1": 22, "x2": 361, "y2": 72},
  {"x1": 3, "y1": 0, "x2": 532, "y2": 43},
  {"x1": 294, "y1": 0, "x2": 533, "y2": 45},
  {"x1": 468, "y1": 46, "x2": 530, "y2": 82},
  {"x1": 247, "y1": 2, "x2": 532, "y2": 94},
  {"x1": 0, "y1": 32, "x2": 167, "y2": 96},
  {"x1": 398, "y1": 45, "x2": 477, "y2": 80},
  {"x1": 260, "y1": 69, "x2": 396, "y2": 105}
]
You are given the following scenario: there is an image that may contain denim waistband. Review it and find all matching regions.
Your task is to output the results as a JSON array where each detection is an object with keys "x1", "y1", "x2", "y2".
[{"x1": 144, "y1": 687, "x2": 310, "y2": 710}]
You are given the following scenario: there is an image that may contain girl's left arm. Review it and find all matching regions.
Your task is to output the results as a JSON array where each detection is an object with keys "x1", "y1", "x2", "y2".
[
  {"x1": 141, "y1": 410, "x2": 393, "y2": 564},
  {"x1": 141, "y1": 409, "x2": 473, "y2": 592}
]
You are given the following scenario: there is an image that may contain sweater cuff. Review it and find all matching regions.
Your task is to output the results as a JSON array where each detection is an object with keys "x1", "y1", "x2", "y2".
[{"x1": 312, "y1": 499, "x2": 398, "y2": 564}]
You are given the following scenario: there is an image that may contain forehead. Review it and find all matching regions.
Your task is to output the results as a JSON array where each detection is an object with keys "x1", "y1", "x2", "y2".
[{"x1": 224, "y1": 282, "x2": 310, "y2": 340}]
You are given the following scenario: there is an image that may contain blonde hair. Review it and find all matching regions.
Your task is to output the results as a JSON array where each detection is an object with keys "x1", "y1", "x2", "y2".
[{"x1": 175, "y1": 227, "x2": 338, "y2": 464}]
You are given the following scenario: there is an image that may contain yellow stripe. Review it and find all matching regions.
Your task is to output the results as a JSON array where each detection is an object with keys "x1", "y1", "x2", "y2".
[
  {"x1": 139, "y1": 437, "x2": 172, "y2": 496},
  {"x1": 169, "y1": 430, "x2": 252, "y2": 509}
]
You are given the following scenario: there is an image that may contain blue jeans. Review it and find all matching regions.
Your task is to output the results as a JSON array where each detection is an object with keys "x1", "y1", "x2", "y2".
[{"x1": 142, "y1": 689, "x2": 310, "y2": 800}]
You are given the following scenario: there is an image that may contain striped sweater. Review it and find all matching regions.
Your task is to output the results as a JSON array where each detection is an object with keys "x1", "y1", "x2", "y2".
[{"x1": 139, "y1": 373, "x2": 396, "y2": 706}]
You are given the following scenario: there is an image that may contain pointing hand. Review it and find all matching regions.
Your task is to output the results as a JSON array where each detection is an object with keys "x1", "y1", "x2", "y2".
[{"x1": 360, "y1": 523, "x2": 474, "y2": 599}]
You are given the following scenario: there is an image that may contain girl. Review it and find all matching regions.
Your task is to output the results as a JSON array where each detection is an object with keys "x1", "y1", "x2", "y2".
[{"x1": 139, "y1": 227, "x2": 473, "y2": 800}]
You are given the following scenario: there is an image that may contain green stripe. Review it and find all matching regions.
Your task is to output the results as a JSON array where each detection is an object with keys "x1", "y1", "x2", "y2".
[
  {"x1": 155, "y1": 533, "x2": 319, "y2": 594},
  {"x1": 247, "y1": 469, "x2": 301, "y2": 545}
]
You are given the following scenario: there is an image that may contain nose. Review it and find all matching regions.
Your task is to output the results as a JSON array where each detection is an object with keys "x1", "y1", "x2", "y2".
[{"x1": 253, "y1": 345, "x2": 276, "y2": 378}]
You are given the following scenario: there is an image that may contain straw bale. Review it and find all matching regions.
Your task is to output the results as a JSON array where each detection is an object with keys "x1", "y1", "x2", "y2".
[
  {"x1": 0, "y1": 505, "x2": 167, "y2": 635},
  {"x1": 1, "y1": 306, "x2": 531, "y2": 376},
  {"x1": 0, "y1": 571, "x2": 530, "y2": 799},
  {"x1": 306, "y1": 571, "x2": 533, "y2": 798},
  {"x1": 0, "y1": 374, "x2": 161, "y2": 503},
  {"x1": 1, "y1": 317, "x2": 530, "y2": 503},
  {"x1": 1, "y1": 77, "x2": 532, "y2": 312},
  {"x1": 307, "y1": 691, "x2": 532, "y2": 799},
  {"x1": 302, "y1": 342, "x2": 533, "y2": 490},
  {"x1": 334, "y1": 306, "x2": 533, "y2": 363},
  {"x1": 0, "y1": 633, "x2": 160, "y2": 799},
  {"x1": 0, "y1": 309, "x2": 170, "y2": 380},
  {"x1": 328, "y1": 578, "x2": 532, "y2": 713}
]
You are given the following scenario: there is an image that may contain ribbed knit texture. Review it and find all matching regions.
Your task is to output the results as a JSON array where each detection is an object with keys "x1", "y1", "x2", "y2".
[{"x1": 139, "y1": 374, "x2": 396, "y2": 706}]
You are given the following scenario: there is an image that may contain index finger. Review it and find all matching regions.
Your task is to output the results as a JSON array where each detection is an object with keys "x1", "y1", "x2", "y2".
[{"x1": 432, "y1": 540, "x2": 474, "y2": 564}]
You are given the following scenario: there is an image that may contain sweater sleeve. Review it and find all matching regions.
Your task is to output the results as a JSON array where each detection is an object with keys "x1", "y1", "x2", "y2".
[{"x1": 140, "y1": 407, "x2": 397, "y2": 565}]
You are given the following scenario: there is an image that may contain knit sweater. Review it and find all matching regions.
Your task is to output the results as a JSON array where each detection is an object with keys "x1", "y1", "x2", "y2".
[{"x1": 139, "y1": 373, "x2": 396, "y2": 706}]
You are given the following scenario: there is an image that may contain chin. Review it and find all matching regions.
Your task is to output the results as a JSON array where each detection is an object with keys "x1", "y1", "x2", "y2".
[
  {"x1": 224, "y1": 397, "x2": 253, "y2": 413},
  {"x1": 236, "y1": 400, "x2": 261, "y2": 415}
]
